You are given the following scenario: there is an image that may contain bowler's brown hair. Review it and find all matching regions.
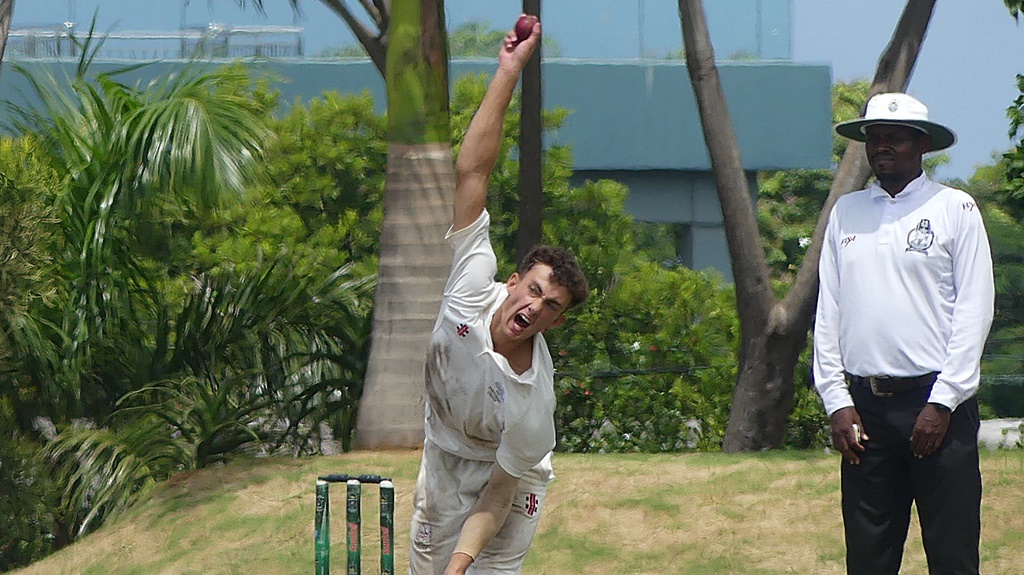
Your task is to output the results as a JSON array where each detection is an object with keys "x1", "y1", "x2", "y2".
[{"x1": 518, "y1": 245, "x2": 590, "y2": 309}]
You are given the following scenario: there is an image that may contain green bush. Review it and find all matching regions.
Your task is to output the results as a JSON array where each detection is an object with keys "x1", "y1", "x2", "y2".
[
  {"x1": 781, "y1": 344, "x2": 830, "y2": 450},
  {"x1": 192, "y1": 89, "x2": 386, "y2": 282},
  {"x1": 978, "y1": 377, "x2": 1024, "y2": 418},
  {"x1": 551, "y1": 263, "x2": 740, "y2": 452},
  {"x1": 0, "y1": 416, "x2": 56, "y2": 571}
]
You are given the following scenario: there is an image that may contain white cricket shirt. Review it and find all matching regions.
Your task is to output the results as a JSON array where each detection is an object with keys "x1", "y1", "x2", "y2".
[
  {"x1": 813, "y1": 173, "x2": 994, "y2": 415},
  {"x1": 423, "y1": 210, "x2": 557, "y2": 478}
]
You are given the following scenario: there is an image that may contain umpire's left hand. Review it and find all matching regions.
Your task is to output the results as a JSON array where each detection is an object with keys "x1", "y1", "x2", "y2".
[{"x1": 910, "y1": 403, "x2": 951, "y2": 458}]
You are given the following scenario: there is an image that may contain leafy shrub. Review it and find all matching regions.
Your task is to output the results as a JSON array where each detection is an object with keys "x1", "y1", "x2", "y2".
[
  {"x1": 551, "y1": 263, "x2": 740, "y2": 452},
  {"x1": 192, "y1": 90, "x2": 386, "y2": 282},
  {"x1": 780, "y1": 342, "x2": 830, "y2": 449},
  {"x1": 0, "y1": 421, "x2": 56, "y2": 571}
]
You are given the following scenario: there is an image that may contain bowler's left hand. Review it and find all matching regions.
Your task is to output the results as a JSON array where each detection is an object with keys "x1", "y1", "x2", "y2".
[
  {"x1": 443, "y1": 553, "x2": 473, "y2": 575},
  {"x1": 909, "y1": 403, "x2": 951, "y2": 458}
]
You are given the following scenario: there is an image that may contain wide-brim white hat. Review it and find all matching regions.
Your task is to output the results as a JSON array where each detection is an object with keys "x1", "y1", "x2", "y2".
[{"x1": 834, "y1": 92, "x2": 956, "y2": 152}]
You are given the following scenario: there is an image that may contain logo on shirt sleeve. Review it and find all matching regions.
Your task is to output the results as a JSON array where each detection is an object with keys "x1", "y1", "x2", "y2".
[
  {"x1": 487, "y1": 381, "x2": 505, "y2": 403},
  {"x1": 524, "y1": 493, "x2": 539, "y2": 517},
  {"x1": 456, "y1": 323, "x2": 469, "y2": 337},
  {"x1": 906, "y1": 219, "x2": 935, "y2": 254}
]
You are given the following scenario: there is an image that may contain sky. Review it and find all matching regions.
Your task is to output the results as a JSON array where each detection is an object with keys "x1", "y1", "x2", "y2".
[{"x1": 11, "y1": 1, "x2": 1024, "y2": 180}]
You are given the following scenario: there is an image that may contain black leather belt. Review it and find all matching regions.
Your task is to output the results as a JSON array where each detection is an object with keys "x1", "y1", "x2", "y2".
[{"x1": 846, "y1": 372, "x2": 939, "y2": 398}]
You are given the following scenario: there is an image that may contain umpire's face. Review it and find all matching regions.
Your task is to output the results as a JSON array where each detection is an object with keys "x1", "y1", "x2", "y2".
[{"x1": 864, "y1": 123, "x2": 931, "y2": 184}]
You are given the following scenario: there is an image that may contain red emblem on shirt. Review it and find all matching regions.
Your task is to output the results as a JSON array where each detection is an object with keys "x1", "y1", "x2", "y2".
[{"x1": 456, "y1": 324, "x2": 469, "y2": 337}]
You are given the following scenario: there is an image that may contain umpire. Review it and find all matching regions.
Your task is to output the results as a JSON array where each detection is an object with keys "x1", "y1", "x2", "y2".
[{"x1": 812, "y1": 92, "x2": 994, "y2": 575}]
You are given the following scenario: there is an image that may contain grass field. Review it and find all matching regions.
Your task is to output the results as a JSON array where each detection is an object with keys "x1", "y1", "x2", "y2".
[{"x1": 11, "y1": 449, "x2": 1024, "y2": 575}]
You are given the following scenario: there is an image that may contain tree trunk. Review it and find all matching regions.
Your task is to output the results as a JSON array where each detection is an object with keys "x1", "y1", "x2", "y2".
[
  {"x1": 0, "y1": 0, "x2": 14, "y2": 82},
  {"x1": 355, "y1": 142, "x2": 453, "y2": 449},
  {"x1": 677, "y1": 0, "x2": 938, "y2": 451},
  {"x1": 517, "y1": 0, "x2": 543, "y2": 263},
  {"x1": 52, "y1": 518, "x2": 71, "y2": 551},
  {"x1": 354, "y1": 0, "x2": 453, "y2": 449}
]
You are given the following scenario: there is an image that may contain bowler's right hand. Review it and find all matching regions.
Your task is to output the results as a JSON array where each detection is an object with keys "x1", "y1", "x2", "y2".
[
  {"x1": 830, "y1": 407, "x2": 868, "y2": 465},
  {"x1": 499, "y1": 17, "x2": 541, "y2": 71}
]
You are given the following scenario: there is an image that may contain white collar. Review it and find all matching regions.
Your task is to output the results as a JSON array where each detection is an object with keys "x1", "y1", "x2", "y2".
[{"x1": 869, "y1": 171, "x2": 930, "y2": 201}]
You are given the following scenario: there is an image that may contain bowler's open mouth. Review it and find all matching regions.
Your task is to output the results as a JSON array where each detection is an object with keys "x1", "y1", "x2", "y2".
[{"x1": 514, "y1": 313, "x2": 531, "y2": 329}]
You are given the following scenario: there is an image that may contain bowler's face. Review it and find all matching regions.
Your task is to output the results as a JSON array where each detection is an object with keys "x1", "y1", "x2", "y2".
[
  {"x1": 493, "y1": 264, "x2": 569, "y2": 345},
  {"x1": 864, "y1": 124, "x2": 931, "y2": 185}
]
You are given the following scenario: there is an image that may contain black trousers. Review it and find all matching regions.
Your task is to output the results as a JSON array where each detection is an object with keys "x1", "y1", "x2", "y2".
[{"x1": 842, "y1": 382, "x2": 981, "y2": 575}]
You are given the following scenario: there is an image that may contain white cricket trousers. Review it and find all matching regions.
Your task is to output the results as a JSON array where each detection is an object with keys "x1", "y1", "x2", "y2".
[{"x1": 408, "y1": 439, "x2": 553, "y2": 575}]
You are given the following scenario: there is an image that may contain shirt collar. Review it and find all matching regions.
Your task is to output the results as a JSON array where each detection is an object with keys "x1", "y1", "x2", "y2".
[{"x1": 869, "y1": 171, "x2": 930, "y2": 201}]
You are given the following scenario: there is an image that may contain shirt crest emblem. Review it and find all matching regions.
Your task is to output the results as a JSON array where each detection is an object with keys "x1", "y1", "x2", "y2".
[
  {"x1": 906, "y1": 219, "x2": 935, "y2": 254},
  {"x1": 456, "y1": 323, "x2": 469, "y2": 337}
]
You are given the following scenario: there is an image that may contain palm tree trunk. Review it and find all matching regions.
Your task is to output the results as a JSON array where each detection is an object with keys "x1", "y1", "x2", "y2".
[
  {"x1": 354, "y1": 0, "x2": 453, "y2": 449},
  {"x1": 355, "y1": 143, "x2": 453, "y2": 448}
]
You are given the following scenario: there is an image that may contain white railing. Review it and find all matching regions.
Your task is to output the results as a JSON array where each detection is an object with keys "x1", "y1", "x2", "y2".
[{"x1": 7, "y1": 23, "x2": 304, "y2": 60}]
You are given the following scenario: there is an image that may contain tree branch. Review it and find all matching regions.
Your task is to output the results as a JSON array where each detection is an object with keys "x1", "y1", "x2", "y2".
[
  {"x1": 0, "y1": 0, "x2": 13, "y2": 82},
  {"x1": 321, "y1": 0, "x2": 388, "y2": 75},
  {"x1": 366, "y1": 0, "x2": 391, "y2": 31}
]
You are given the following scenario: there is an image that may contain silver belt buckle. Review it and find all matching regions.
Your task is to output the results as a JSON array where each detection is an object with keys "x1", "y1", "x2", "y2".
[{"x1": 868, "y1": 375, "x2": 894, "y2": 398}]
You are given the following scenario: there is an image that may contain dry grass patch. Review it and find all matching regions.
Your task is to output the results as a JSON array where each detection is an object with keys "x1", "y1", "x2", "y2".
[{"x1": 11, "y1": 449, "x2": 1024, "y2": 575}]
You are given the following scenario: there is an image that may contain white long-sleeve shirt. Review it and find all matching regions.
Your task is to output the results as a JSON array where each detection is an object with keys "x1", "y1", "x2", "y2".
[{"x1": 813, "y1": 173, "x2": 994, "y2": 415}]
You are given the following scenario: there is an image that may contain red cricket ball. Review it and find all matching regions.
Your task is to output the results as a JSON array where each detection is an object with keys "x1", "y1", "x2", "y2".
[{"x1": 514, "y1": 15, "x2": 538, "y2": 46}]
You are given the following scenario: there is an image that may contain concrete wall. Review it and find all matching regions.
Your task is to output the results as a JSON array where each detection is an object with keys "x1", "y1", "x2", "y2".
[
  {"x1": 572, "y1": 170, "x2": 761, "y2": 282},
  {"x1": 243, "y1": 59, "x2": 833, "y2": 171}
]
